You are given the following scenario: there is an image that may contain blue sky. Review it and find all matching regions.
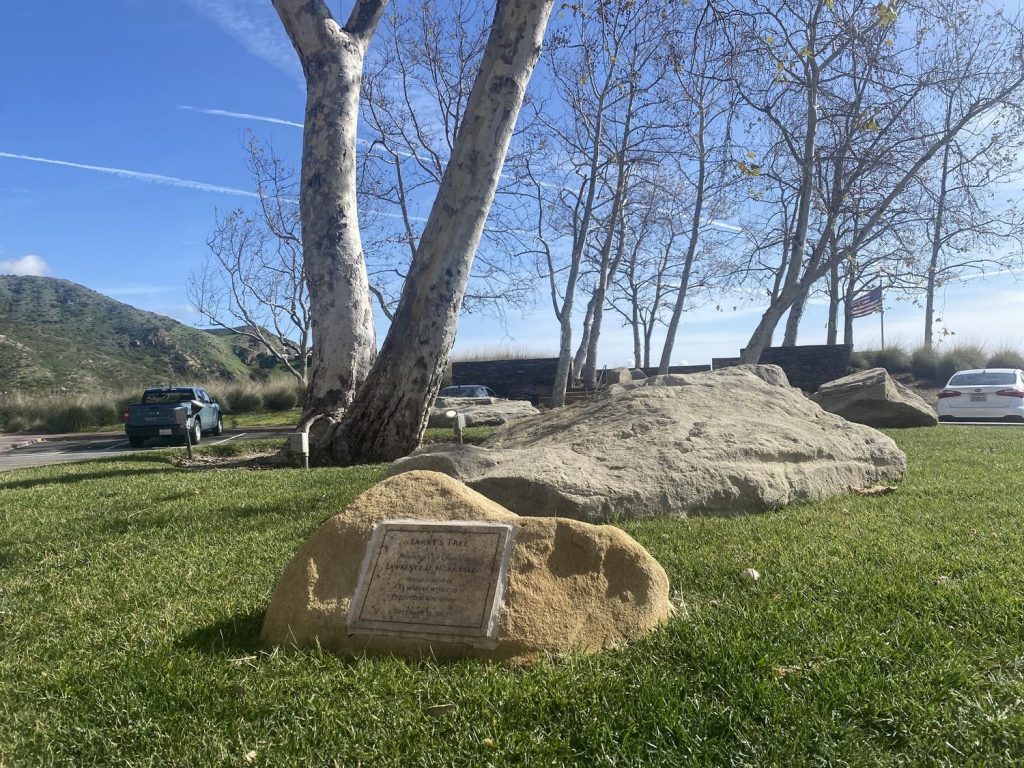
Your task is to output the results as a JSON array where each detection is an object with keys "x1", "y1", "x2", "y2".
[{"x1": 2, "y1": 0, "x2": 1023, "y2": 368}]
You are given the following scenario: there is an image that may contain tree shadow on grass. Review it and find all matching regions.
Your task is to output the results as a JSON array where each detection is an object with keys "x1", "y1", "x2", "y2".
[
  {"x1": 0, "y1": 464, "x2": 176, "y2": 491},
  {"x1": 177, "y1": 609, "x2": 266, "y2": 655}
]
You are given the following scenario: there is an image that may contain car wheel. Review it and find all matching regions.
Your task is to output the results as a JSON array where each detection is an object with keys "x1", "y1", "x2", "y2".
[
  {"x1": 128, "y1": 435, "x2": 145, "y2": 448},
  {"x1": 191, "y1": 419, "x2": 202, "y2": 444},
  {"x1": 212, "y1": 415, "x2": 224, "y2": 436}
]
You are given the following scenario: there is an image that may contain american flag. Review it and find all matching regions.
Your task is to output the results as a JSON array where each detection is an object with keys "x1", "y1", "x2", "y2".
[{"x1": 851, "y1": 287, "x2": 883, "y2": 318}]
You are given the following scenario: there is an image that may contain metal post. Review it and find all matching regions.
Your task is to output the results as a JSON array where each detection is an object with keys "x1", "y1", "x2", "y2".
[
  {"x1": 289, "y1": 431, "x2": 310, "y2": 469},
  {"x1": 445, "y1": 409, "x2": 466, "y2": 444},
  {"x1": 880, "y1": 296, "x2": 886, "y2": 349},
  {"x1": 174, "y1": 406, "x2": 193, "y2": 459}
]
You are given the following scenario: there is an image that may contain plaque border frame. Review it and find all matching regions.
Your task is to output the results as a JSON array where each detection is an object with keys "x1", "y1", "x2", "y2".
[{"x1": 346, "y1": 519, "x2": 517, "y2": 647}]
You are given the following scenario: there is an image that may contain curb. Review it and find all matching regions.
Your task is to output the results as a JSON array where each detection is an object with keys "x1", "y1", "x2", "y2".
[{"x1": 0, "y1": 437, "x2": 45, "y2": 453}]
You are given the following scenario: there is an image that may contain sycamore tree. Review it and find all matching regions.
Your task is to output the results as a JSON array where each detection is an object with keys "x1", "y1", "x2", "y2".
[
  {"x1": 272, "y1": 0, "x2": 386, "y2": 421},
  {"x1": 359, "y1": 0, "x2": 535, "y2": 318},
  {"x1": 272, "y1": 0, "x2": 554, "y2": 463},
  {"x1": 900, "y1": 81, "x2": 1024, "y2": 349},
  {"x1": 720, "y1": 0, "x2": 1024, "y2": 362}
]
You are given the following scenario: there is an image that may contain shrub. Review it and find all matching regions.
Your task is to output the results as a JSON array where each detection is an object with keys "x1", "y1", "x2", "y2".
[
  {"x1": 88, "y1": 403, "x2": 120, "y2": 427},
  {"x1": 224, "y1": 386, "x2": 263, "y2": 414},
  {"x1": 869, "y1": 346, "x2": 911, "y2": 373},
  {"x1": 3, "y1": 415, "x2": 29, "y2": 433},
  {"x1": 44, "y1": 404, "x2": 92, "y2": 433},
  {"x1": 910, "y1": 346, "x2": 940, "y2": 382},
  {"x1": 262, "y1": 384, "x2": 298, "y2": 411},
  {"x1": 854, "y1": 346, "x2": 910, "y2": 374},
  {"x1": 849, "y1": 350, "x2": 871, "y2": 370},
  {"x1": 986, "y1": 346, "x2": 1024, "y2": 370},
  {"x1": 935, "y1": 343, "x2": 987, "y2": 385}
]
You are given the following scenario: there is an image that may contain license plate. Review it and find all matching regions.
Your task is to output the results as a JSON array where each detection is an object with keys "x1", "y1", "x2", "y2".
[
  {"x1": 970, "y1": 394, "x2": 987, "y2": 402},
  {"x1": 159, "y1": 428, "x2": 172, "y2": 435}
]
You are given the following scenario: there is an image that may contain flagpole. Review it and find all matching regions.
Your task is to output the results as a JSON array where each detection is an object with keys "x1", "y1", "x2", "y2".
[{"x1": 879, "y1": 287, "x2": 885, "y2": 349}]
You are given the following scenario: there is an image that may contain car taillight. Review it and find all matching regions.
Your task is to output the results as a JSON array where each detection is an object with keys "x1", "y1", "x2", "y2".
[
  {"x1": 995, "y1": 389, "x2": 1024, "y2": 398},
  {"x1": 938, "y1": 390, "x2": 961, "y2": 399},
  {"x1": 123, "y1": 408, "x2": 130, "y2": 423}
]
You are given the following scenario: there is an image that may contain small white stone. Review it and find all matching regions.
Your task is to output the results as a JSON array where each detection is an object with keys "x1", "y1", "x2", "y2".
[{"x1": 740, "y1": 568, "x2": 761, "y2": 582}]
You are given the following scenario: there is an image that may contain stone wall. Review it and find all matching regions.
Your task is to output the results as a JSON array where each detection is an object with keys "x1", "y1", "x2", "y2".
[
  {"x1": 452, "y1": 358, "x2": 560, "y2": 404},
  {"x1": 452, "y1": 359, "x2": 716, "y2": 404},
  {"x1": 640, "y1": 365, "x2": 711, "y2": 377},
  {"x1": 712, "y1": 344, "x2": 853, "y2": 392},
  {"x1": 453, "y1": 349, "x2": 848, "y2": 402}
]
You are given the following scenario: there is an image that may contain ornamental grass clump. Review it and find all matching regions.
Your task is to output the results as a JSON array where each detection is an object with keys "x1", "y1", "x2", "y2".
[
  {"x1": 986, "y1": 346, "x2": 1024, "y2": 370},
  {"x1": 936, "y1": 342, "x2": 987, "y2": 385}
]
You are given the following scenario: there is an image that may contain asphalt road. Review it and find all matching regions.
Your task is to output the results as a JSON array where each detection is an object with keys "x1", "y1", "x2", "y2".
[{"x1": 0, "y1": 427, "x2": 290, "y2": 472}]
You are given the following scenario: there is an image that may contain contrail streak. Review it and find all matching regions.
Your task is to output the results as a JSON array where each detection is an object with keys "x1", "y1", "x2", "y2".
[
  {"x1": 176, "y1": 105, "x2": 304, "y2": 128},
  {"x1": 0, "y1": 151, "x2": 259, "y2": 199}
]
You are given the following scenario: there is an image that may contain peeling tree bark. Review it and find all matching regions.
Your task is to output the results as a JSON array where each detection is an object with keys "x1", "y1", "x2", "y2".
[
  {"x1": 320, "y1": 0, "x2": 555, "y2": 465},
  {"x1": 273, "y1": 0, "x2": 385, "y2": 422}
]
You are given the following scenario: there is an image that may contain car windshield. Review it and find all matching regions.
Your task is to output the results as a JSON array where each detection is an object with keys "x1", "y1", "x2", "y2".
[
  {"x1": 141, "y1": 390, "x2": 196, "y2": 404},
  {"x1": 948, "y1": 372, "x2": 1017, "y2": 387},
  {"x1": 440, "y1": 386, "x2": 488, "y2": 397}
]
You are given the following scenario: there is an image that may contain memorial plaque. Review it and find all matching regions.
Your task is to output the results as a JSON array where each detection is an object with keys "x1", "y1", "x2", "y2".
[{"x1": 347, "y1": 520, "x2": 516, "y2": 645}]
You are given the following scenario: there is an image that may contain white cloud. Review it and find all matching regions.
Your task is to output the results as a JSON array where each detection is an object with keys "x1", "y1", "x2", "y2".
[
  {"x1": 0, "y1": 254, "x2": 51, "y2": 276},
  {"x1": 0, "y1": 151, "x2": 259, "y2": 199}
]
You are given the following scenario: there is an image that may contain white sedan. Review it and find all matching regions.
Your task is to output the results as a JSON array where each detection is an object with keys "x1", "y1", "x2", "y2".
[{"x1": 937, "y1": 368, "x2": 1024, "y2": 422}]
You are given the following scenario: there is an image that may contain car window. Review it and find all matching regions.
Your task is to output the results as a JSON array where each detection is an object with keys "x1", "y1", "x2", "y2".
[
  {"x1": 440, "y1": 386, "x2": 490, "y2": 397},
  {"x1": 141, "y1": 390, "x2": 194, "y2": 404},
  {"x1": 948, "y1": 372, "x2": 1017, "y2": 386}
]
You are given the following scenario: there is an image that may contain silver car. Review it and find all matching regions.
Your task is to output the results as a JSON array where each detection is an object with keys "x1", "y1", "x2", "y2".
[{"x1": 937, "y1": 368, "x2": 1024, "y2": 422}]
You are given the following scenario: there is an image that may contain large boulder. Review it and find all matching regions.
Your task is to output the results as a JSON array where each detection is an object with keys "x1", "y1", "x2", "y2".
[
  {"x1": 604, "y1": 367, "x2": 635, "y2": 385},
  {"x1": 428, "y1": 397, "x2": 540, "y2": 428},
  {"x1": 261, "y1": 470, "x2": 672, "y2": 663},
  {"x1": 388, "y1": 365, "x2": 907, "y2": 520},
  {"x1": 812, "y1": 367, "x2": 938, "y2": 428}
]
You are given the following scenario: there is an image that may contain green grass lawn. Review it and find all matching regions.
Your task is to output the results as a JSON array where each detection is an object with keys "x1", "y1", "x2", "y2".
[{"x1": 2, "y1": 428, "x2": 1023, "y2": 765}]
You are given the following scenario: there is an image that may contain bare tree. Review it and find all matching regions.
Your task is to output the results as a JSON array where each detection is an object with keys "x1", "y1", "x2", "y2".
[
  {"x1": 358, "y1": 0, "x2": 535, "y2": 319},
  {"x1": 721, "y1": 0, "x2": 1024, "y2": 362},
  {"x1": 188, "y1": 137, "x2": 311, "y2": 385},
  {"x1": 905, "y1": 89, "x2": 1024, "y2": 348}
]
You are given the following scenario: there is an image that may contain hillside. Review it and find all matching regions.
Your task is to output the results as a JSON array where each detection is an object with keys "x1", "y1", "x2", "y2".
[{"x1": 0, "y1": 275, "x2": 262, "y2": 394}]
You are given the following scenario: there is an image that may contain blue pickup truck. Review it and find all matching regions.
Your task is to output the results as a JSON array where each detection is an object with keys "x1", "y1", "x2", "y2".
[{"x1": 123, "y1": 387, "x2": 223, "y2": 448}]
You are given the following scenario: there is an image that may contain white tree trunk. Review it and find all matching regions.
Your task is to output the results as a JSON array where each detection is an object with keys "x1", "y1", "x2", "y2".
[
  {"x1": 323, "y1": 0, "x2": 555, "y2": 464},
  {"x1": 273, "y1": 0, "x2": 384, "y2": 422}
]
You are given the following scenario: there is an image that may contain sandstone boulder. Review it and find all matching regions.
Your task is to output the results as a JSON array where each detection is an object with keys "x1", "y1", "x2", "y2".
[
  {"x1": 427, "y1": 398, "x2": 540, "y2": 428},
  {"x1": 388, "y1": 365, "x2": 907, "y2": 520},
  {"x1": 260, "y1": 470, "x2": 672, "y2": 663},
  {"x1": 811, "y1": 367, "x2": 937, "y2": 428},
  {"x1": 604, "y1": 367, "x2": 634, "y2": 385}
]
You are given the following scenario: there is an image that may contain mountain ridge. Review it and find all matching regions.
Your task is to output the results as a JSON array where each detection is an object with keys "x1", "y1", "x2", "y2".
[{"x1": 0, "y1": 275, "x2": 269, "y2": 394}]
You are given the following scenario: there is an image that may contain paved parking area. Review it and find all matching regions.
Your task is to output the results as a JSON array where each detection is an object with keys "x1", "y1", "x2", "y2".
[{"x1": 0, "y1": 428, "x2": 289, "y2": 472}]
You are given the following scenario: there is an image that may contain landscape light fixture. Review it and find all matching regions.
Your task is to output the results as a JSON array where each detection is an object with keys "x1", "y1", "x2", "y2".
[{"x1": 447, "y1": 409, "x2": 466, "y2": 444}]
